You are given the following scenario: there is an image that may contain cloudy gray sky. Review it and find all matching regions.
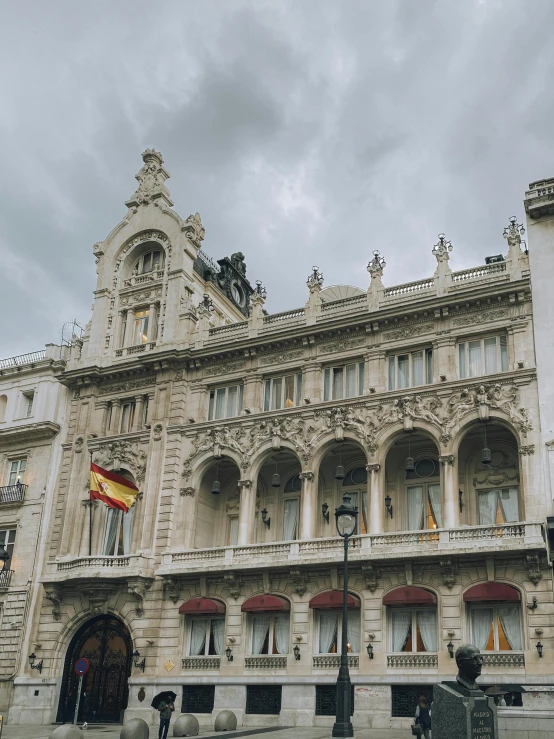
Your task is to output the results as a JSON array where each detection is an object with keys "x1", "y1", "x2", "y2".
[{"x1": 1, "y1": 0, "x2": 553, "y2": 358}]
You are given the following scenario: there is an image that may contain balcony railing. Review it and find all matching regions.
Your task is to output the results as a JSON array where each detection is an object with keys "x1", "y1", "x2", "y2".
[
  {"x1": 0, "y1": 570, "x2": 14, "y2": 588},
  {"x1": 387, "y1": 654, "x2": 438, "y2": 669},
  {"x1": 0, "y1": 483, "x2": 26, "y2": 504},
  {"x1": 313, "y1": 655, "x2": 359, "y2": 669},
  {"x1": 56, "y1": 555, "x2": 132, "y2": 571},
  {"x1": 182, "y1": 657, "x2": 221, "y2": 670},
  {"x1": 482, "y1": 653, "x2": 525, "y2": 668},
  {"x1": 115, "y1": 342, "x2": 156, "y2": 357},
  {"x1": 0, "y1": 350, "x2": 46, "y2": 370},
  {"x1": 161, "y1": 522, "x2": 543, "y2": 573},
  {"x1": 244, "y1": 656, "x2": 287, "y2": 669}
]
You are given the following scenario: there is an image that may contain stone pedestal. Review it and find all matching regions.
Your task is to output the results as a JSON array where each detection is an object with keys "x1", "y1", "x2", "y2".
[{"x1": 433, "y1": 683, "x2": 497, "y2": 739}]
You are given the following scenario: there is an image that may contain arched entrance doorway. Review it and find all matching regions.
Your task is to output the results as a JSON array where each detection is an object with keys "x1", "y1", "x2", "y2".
[{"x1": 57, "y1": 615, "x2": 132, "y2": 724}]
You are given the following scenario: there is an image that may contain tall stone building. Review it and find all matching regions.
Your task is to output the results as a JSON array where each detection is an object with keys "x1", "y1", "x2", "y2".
[{"x1": 6, "y1": 151, "x2": 554, "y2": 729}]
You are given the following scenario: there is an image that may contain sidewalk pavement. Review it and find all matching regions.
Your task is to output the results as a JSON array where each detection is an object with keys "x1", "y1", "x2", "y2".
[{"x1": 2, "y1": 725, "x2": 412, "y2": 739}]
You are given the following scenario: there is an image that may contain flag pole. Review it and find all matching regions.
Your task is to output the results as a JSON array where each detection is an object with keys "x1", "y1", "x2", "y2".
[{"x1": 88, "y1": 451, "x2": 93, "y2": 556}]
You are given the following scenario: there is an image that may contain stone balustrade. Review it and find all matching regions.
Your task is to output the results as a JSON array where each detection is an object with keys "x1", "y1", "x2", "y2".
[
  {"x1": 482, "y1": 653, "x2": 525, "y2": 668},
  {"x1": 43, "y1": 553, "x2": 155, "y2": 583},
  {"x1": 313, "y1": 655, "x2": 359, "y2": 669},
  {"x1": 387, "y1": 654, "x2": 438, "y2": 668},
  {"x1": 244, "y1": 656, "x2": 287, "y2": 669},
  {"x1": 181, "y1": 657, "x2": 221, "y2": 670}
]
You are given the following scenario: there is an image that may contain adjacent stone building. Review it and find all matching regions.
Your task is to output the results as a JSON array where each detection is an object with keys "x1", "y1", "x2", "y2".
[{"x1": 6, "y1": 151, "x2": 554, "y2": 729}]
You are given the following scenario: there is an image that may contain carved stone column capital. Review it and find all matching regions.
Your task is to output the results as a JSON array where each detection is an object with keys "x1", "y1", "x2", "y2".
[
  {"x1": 237, "y1": 479, "x2": 252, "y2": 489},
  {"x1": 365, "y1": 464, "x2": 381, "y2": 474},
  {"x1": 299, "y1": 471, "x2": 314, "y2": 481},
  {"x1": 439, "y1": 454, "x2": 455, "y2": 466},
  {"x1": 519, "y1": 445, "x2": 535, "y2": 456}
]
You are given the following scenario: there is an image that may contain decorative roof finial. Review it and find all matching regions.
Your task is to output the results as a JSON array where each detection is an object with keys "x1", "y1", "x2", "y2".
[
  {"x1": 126, "y1": 149, "x2": 173, "y2": 210},
  {"x1": 183, "y1": 213, "x2": 205, "y2": 249},
  {"x1": 197, "y1": 293, "x2": 214, "y2": 319},
  {"x1": 307, "y1": 265, "x2": 324, "y2": 292},
  {"x1": 432, "y1": 233, "x2": 453, "y2": 262},
  {"x1": 250, "y1": 280, "x2": 267, "y2": 311},
  {"x1": 367, "y1": 250, "x2": 386, "y2": 280},
  {"x1": 503, "y1": 216, "x2": 526, "y2": 251}
]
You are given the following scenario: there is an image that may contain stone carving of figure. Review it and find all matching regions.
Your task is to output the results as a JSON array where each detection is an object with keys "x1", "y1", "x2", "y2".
[
  {"x1": 455, "y1": 644, "x2": 483, "y2": 692},
  {"x1": 445, "y1": 388, "x2": 476, "y2": 430}
]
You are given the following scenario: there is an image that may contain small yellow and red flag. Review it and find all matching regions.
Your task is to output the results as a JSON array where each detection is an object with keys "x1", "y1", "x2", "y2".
[{"x1": 90, "y1": 463, "x2": 138, "y2": 512}]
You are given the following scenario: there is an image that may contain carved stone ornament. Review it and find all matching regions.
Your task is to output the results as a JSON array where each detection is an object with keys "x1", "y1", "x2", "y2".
[
  {"x1": 44, "y1": 587, "x2": 63, "y2": 621},
  {"x1": 92, "y1": 440, "x2": 147, "y2": 483},
  {"x1": 439, "y1": 557, "x2": 458, "y2": 590},
  {"x1": 299, "y1": 471, "x2": 314, "y2": 482},
  {"x1": 366, "y1": 463, "x2": 381, "y2": 474},
  {"x1": 153, "y1": 423, "x2": 163, "y2": 441},
  {"x1": 367, "y1": 250, "x2": 386, "y2": 280},
  {"x1": 180, "y1": 487, "x2": 195, "y2": 497},
  {"x1": 126, "y1": 149, "x2": 173, "y2": 209},
  {"x1": 128, "y1": 578, "x2": 153, "y2": 617},
  {"x1": 503, "y1": 216, "x2": 525, "y2": 250},
  {"x1": 306, "y1": 265, "x2": 324, "y2": 292},
  {"x1": 259, "y1": 349, "x2": 304, "y2": 367},
  {"x1": 519, "y1": 445, "x2": 535, "y2": 456},
  {"x1": 182, "y1": 383, "x2": 532, "y2": 479},
  {"x1": 224, "y1": 572, "x2": 243, "y2": 600},
  {"x1": 439, "y1": 454, "x2": 455, "y2": 466},
  {"x1": 526, "y1": 553, "x2": 542, "y2": 586},
  {"x1": 249, "y1": 280, "x2": 267, "y2": 309},
  {"x1": 290, "y1": 568, "x2": 309, "y2": 596},
  {"x1": 432, "y1": 233, "x2": 453, "y2": 262},
  {"x1": 183, "y1": 212, "x2": 205, "y2": 249},
  {"x1": 362, "y1": 562, "x2": 380, "y2": 593},
  {"x1": 163, "y1": 576, "x2": 181, "y2": 604},
  {"x1": 82, "y1": 584, "x2": 118, "y2": 615},
  {"x1": 74, "y1": 436, "x2": 85, "y2": 453}
]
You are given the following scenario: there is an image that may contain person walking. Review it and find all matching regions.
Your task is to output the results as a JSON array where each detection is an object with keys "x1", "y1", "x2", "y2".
[
  {"x1": 157, "y1": 697, "x2": 175, "y2": 739},
  {"x1": 414, "y1": 695, "x2": 432, "y2": 739}
]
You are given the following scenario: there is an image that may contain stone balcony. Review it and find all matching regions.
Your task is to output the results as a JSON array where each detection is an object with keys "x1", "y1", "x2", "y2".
[
  {"x1": 158, "y1": 522, "x2": 545, "y2": 576},
  {"x1": 43, "y1": 553, "x2": 156, "y2": 585}
]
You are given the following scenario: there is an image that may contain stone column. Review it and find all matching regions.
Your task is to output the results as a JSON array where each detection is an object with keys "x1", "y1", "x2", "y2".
[
  {"x1": 99, "y1": 401, "x2": 110, "y2": 436},
  {"x1": 132, "y1": 395, "x2": 145, "y2": 431},
  {"x1": 124, "y1": 309, "x2": 135, "y2": 347},
  {"x1": 433, "y1": 336, "x2": 456, "y2": 383},
  {"x1": 366, "y1": 464, "x2": 383, "y2": 535},
  {"x1": 303, "y1": 362, "x2": 322, "y2": 404},
  {"x1": 148, "y1": 302, "x2": 158, "y2": 343},
  {"x1": 440, "y1": 454, "x2": 458, "y2": 528},
  {"x1": 299, "y1": 471, "x2": 316, "y2": 540},
  {"x1": 110, "y1": 399, "x2": 122, "y2": 434},
  {"x1": 237, "y1": 479, "x2": 256, "y2": 545},
  {"x1": 365, "y1": 349, "x2": 386, "y2": 394},
  {"x1": 244, "y1": 374, "x2": 263, "y2": 414}
]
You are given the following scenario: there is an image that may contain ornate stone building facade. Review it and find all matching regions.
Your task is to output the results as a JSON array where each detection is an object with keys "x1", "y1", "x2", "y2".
[{"x1": 6, "y1": 152, "x2": 554, "y2": 728}]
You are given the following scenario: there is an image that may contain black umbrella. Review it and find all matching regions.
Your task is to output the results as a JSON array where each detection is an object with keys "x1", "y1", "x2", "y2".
[
  {"x1": 151, "y1": 691, "x2": 177, "y2": 709},
  {"x1": 485, "y1": 686, "x2": 508, "y2": 696},
  {"x1": 501, "y1": 684, "x2": 526, "y2": 693}
]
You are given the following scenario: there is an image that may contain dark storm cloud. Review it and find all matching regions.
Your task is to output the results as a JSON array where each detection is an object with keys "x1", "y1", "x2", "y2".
[{"x1": 1, "y1": 0, "x2": 553, "y2": 357}]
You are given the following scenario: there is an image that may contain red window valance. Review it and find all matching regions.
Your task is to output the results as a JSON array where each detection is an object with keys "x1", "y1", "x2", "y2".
[
  {"x1": 463, "y1": 583, "x2": 520, "y2": 603},
  {"x1": 309, "y1": 591, "x2": 361, "y2": 610},
  {"x1": 178, "y1": 597, "x2": 226, "y2": 615},
  {"x1": 241, "y1": 595, "x2": 290, "y2": 613},
  {"x1": 383, "y1": 587, "x2": 437, "y2": 606}
]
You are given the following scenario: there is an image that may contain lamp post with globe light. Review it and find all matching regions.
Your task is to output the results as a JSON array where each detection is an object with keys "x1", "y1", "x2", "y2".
[{"x1": 332, "y1": 494, "x2": 358, "y2": 738}]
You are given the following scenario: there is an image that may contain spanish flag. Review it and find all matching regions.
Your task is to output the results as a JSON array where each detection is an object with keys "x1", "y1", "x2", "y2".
[{"x1": 90, "y1": 463, "x2": 138, "y2": 512}]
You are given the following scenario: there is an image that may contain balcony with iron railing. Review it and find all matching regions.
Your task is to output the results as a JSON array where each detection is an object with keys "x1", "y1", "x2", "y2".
[
  {"x1": 158, "y1": 521, "x2": 545, "y2": 576},
  {"x1": 0, "y1": 570, "x2": 14, "y2": 589},
  {"x1": 0, "y1": 483, "x2": 26, "y2": 505}
]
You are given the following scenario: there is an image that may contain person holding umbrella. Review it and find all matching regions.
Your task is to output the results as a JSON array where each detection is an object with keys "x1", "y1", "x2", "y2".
[{"x1": 151, "y1": 691, "x2": 177, "y2": 739}]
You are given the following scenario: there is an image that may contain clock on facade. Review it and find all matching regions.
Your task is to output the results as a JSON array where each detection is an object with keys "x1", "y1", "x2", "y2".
[{"x1": 231, "y1": 283, "x2": 243, "y2": 305}]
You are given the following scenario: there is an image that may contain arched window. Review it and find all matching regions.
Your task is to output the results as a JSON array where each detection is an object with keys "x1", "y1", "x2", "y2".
[
  {"x1": 242, "y1": 595, "x2": 290, "y2": 655},
  {"x1": 0, "y1": 395, "x2": 7, "y2": 423},
  {"x1": 133, "y1": 249, "x2": 164, "y2": 275},
  {"x1": 179, "y1": 598, "x2": 226, "y2": 657},
  {"x1": 384, "y1": 587, "x2": 438, "y2": 653},
  {"x1": 464, "y1": 584, "x2": 522, "y2": 652},
  {"x1": 310, "y1": 591, "x2": 361, "y2": 654},
  {"x1": 342, "y1": 466, "x2": 368, "y2": 534}
]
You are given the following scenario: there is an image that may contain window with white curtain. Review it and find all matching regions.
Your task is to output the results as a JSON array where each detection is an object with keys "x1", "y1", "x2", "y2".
[
  {"x1": 388, "y1": 349, "x2": 433, "y2": 390},
  {"x1": 478, "y1": 488, "x2": 519, "y2": 525},
  {"x1": 132, "y1": 310, "x2": 150, "y2": 344},
  {"x1": 8, "y1": 458, "x2": 26, "y2": 486},
  {"x1": 250, "y1": 613, "x2": 290, "y2": 655},
  {"x1": 458, "y1": 335, "x2": 508, "y2": 379},
  {"x1": 317, "y1": 610, "x2": 361, "y2": 654},
  {"x1": 208, "y1": 384, "x2": 244, "y2": 420},
  {"x1": 120, "y1": 401, "x2": 136, "y2": 433},
  {"x1": 389, "y1": 608, "x2": 437, "y2": 652},
  {"x1": 102, "y1": 507, "x2": 136, "y2": 556},
  {"x1": 406, "y1": 484, "x2": 442, "y2": 530},
  {"x1": 323, "y1": 362, "x2": 365, "y2": 401},
  {"x1": 342, "y1": 467, "x2": 369, "y2": 534},
  {"x1": 227, "y1": 517, "x2": 239, "y2": 546},
  {"x1": 469, "y1": 605, "x2": 522, "y2": 651},
  {"x1": 282, "y1": 498, "x2": 299, "y2": 541},
  {"x1": 188, "y1": 617, "x2": 225, "y2": 656},
  {"x1": 263, "y1": 373, "x2": 303, "y2": 411}
]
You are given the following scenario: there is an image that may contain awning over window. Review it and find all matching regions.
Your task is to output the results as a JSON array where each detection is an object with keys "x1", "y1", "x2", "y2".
[
  {"x1": 178, "y1": 597, "x2": 226, "y2": 615},
  {"x1": 383, "y1": 587, "x2": 437, "y2": 606},
  {"x1": 309, "y1": 591, "x2": 361, "y2": 610},
  {"x1": 241, "y1": 595, "x2": 290, "y2": 613},
  {"x1": 463, "y1": 583, "x2": 520, "y2": 603}
]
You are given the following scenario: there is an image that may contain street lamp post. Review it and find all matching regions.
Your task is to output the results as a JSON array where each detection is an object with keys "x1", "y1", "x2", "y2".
[{"x1": 332, "y1": 494, "x2": 358, "y2": 738}]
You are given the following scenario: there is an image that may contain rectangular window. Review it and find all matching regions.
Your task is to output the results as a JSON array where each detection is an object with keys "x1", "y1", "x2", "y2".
[
  {"x1": 478, "y1": 488, "x2": 519, "y2": 525},
  {"x1": 0, "y1": 529, "x2": 16, "y2": 562},
  {"x1": 102, "y1": 507, "x2": 135, "y2": 556},
  {"x1": 8, "y1": 458, "x2": 26, "y2": 486},
  {"x1": 208, "y1": 384, "x2": 244, "y2": 420},
  {"x1": 251, "y1": 614, "x2": 290, "y2": 655},
  {"x1": 346, "y1": 491, "x2": 368, "y2": 534},
  {"x1": 133, "y1": 310, "x2": 150, "y2": 345},
  {"x1": 182, "y1": 686, "x2": 215, "y2": 714},
  {"x1": 388, "y1": 350, "x2": 433, "y2": 390},
  {"x1": 323, "y1": 362, "x2": 364, "y2": 401},
  {"x1": 227, "y1": 517, "x2": 239, "y2": 546},
  {"x1": 317, "y1": 610, "x2": 361, "y2": 654},
  {"x1": 245, "y1": 686, "x2": 282, "y2": 715},
  {"x1": 282, "y1": 498, "x2": 299, "y2": 541},
  {"x1": 22, "y1": 391, "x2": 35, "y2": 418},
  {"x1": 390, "y1": 608, "x2": 437, "y2": 652},
  {"x1": 406, "y1": 484, "x2": 442, "y2": 530},
  {"x1": 120, "y1": 402, "x2": 136, "y2": 433},
  {"x1": 188, "y1": 618, "x2": 225, "y2": 656},
  {"x1": 470, "y1": 605, "x2": 522, "y2": 651},
  {"x1": 458, "y1": 335, "x2": 508, "y2": 379},
  {"x1": 263, "y1": 373, "x2": 302, "y2": 411}
]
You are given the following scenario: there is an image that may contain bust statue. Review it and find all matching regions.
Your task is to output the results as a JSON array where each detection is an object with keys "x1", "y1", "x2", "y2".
[{"x1": 455, "y1": 644, "x2": 484, "y2": 691}]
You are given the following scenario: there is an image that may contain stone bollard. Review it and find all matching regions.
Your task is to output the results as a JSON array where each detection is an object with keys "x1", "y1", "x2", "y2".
[
  {"x1": 49, "y1": 726, "x2": 84, "y2": 739},
  {"x1": 173, "y1": 713, "x2": 199, "y2": 737},
  {"x1": 120, "y1": 717, "x2": 150, "y2": 739},
  {"x1": 214, "y1": 710, "x2": 237, "y2": 731}
]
